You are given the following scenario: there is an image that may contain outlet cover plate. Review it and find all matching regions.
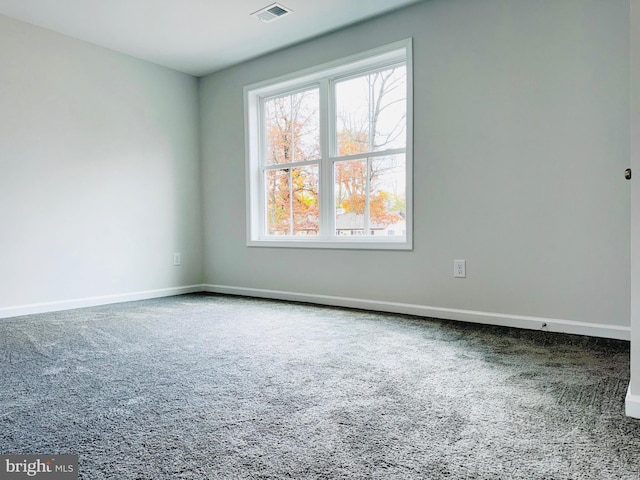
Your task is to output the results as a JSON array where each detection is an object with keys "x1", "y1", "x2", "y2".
[{"x1": 454, "y1": 259, "x2": 466, "y2": 278}]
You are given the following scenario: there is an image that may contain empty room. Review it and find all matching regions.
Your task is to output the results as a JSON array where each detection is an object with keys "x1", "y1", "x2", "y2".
[{"x1": 2, "y1": 0, "x2": 640, "y2": 478}]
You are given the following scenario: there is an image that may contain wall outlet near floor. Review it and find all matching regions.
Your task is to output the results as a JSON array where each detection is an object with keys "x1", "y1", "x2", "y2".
[
  {"x1": 454, "y1": 259, "x2": 466, "y2": 278},
  {"x1": 173, "y1": 252, "x2": 181, "y2": 266}
]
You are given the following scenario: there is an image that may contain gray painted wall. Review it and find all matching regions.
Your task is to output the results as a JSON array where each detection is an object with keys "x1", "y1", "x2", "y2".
[
  {"x1": 200, "y1": 0, "x2": 630, "y2": 328},
  {"x1": 0, "y1": 15, "x2": 203, "y2": 308}
]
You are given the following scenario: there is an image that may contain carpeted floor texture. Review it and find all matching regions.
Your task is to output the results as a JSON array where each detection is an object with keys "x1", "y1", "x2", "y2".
[{"x1": 1, "y1": 293, "x2": 639, "y2": 479}]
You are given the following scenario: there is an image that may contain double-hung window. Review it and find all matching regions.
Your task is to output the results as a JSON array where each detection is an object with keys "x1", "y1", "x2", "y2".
[{"x1": 245, "y1": 39, "x2": 412, "y2": 249}]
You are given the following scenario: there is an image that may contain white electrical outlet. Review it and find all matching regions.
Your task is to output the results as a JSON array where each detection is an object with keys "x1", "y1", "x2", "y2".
[
  {"x1": 173, "y1": 252, "x2": 181, "y2": 266},
  {"x1": 454, "y1": 259, "x2": 466, "y2": 278}
]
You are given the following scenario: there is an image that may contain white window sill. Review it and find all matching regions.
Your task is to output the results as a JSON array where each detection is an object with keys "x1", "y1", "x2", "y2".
[{"x1": 247, "y1": 237, "x2": 412, "y2": 251}]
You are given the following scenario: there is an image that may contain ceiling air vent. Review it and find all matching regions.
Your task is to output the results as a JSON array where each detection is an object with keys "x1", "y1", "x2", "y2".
[{"x1": 251, "y1": 3, "x2": 293, "y2": 23}]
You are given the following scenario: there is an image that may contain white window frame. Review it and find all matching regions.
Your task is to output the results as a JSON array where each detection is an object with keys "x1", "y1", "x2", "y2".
[{"x1": 244, "y1": 39, "x2": 413, "y2": 250}]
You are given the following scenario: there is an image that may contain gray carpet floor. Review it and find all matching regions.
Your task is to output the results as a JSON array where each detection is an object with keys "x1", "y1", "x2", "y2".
[{"x1": 1, "y1": 293, "x2": 639, "y2": 479}]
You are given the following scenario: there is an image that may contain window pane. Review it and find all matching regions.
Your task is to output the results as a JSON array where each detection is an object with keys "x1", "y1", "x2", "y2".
[
  {"x1": 264, "y1": 88, "x2": 319, "y2": 166},
  {"x1": 370, "y1": 155, "x2": 406, "y2": 237},
  {"x1": 336, "y1": 78, "x2": 370, "y2": 156},
  {"x1": 265, "y1": 165, "x2": 320, "y2": 236},
  {"x1": 336, "y1": 66, "x2": 406, "y2": 156},
  {"x1": 335, "y1": 160, "x2": 367, "y2": 236},
  {"x1": 334, "y1": 155, "x2": 406, "y2": 237},
  {"x1": 265, "y1": 169, "x2": 291, "y2": 235},
  {"x1": 292, "y1": 165, "x2": 319, "y2": 236},
  {"x1": 293, "y1": 90, "x2": 320, "y2": 161}
]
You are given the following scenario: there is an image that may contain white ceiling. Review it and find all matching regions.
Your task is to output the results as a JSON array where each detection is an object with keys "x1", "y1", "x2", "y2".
[{"x1": 0, "y1": 0, "x2": 424, "y2": 76}]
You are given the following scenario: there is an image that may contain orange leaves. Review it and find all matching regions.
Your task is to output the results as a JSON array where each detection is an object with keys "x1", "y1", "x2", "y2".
[
  {"x1": 266, "y1": 167, "x2": 319, "y2": 235},
  {"x1": 335, "y1": 160, "x2": 402, "y2": 227}
]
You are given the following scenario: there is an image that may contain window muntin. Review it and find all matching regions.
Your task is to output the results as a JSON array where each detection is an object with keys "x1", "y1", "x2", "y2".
[{"x1": 245, "y1": 40, "x2": 412, "y2": 249}]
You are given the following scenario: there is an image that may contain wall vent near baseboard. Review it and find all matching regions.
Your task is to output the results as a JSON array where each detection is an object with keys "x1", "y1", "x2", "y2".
[{"x1": 251, "y1": 3, "x2": 292, "y2": 23}]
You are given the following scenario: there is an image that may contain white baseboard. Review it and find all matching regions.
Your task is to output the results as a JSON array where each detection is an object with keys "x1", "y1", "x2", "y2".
[
  {"x1": 1, "y1": 284, "x2": 630, "y2": 341},
  {"x1": 0, "y1": 285, "x2": 204, "y2": 320},
  {"x1": 203, "y1": 284, "x2": 630, "y2": 341},
  {"x1": 626, "y1": 385, "x2": 640, "y2": 419}
]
